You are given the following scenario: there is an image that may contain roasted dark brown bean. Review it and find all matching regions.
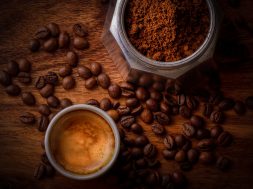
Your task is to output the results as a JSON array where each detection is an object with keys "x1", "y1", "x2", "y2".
[
  {"x1": 29, "y1": 39, "x2": 40, "y2": 52},
  {"x1": 77, "y1": 66, "x2": 92, "y2": 79},
  {"x1": 38, "y1": 104, "x2": 51, "y2": 116},
  {"x1": 178, "y1": 94, "x2": 186, "y2": 106},
  {"x1": 85, "y1": 77, "x2": 97, "y2": 89},
  {"x1": 35, "y1": 76, "x2": 46, "y2": 89},
  {"x1": 210, "y1": 110, "x2": 225, "y2": 123},
  {"x1": 120, "y1": 116, "x2": 135, "y2": 129},
  {"x1": 38, "y1": 115, "x2": 49, "y2": 132},
  {"x1": 190, "y1": 115, "x2": 204, "y2": 128},
  {"x1": 20, "y1": 112, "x2": 35, "y2": 124},
  {"x1": 162, "y1": 149, "x2": 177, "y2": 160},
  {"x1": 108, "y1": 84, "x2": 122, "y2": 99},
  {"x1": 100, "y1": 98, "x2": 111, "y2": 111},
  {"x1": 216, "y1": 156, "x2": 231, "y2": 171},
  {"x1": 131, "y1": 104, "x2": 143, "y2": 115},
  {"x1": 35, "y1": 26, "x2": 50, "y2": 39},
  {"x1": 17, "y1": 58, "x2": 31, "y2": 73},
  {"x1": 73, "y1": 23, "x2": 88, "y2": 37},
  {"x1": 21, "y1": 92, "x2": 36, "y2": 106},
  {"x1": 59, "y1": 66, "x2": 72, "y2": 77},
  {"x1": 34, "y1": 163, "x2": 46, "y2": 179},
  {"x1": 136, "y1": 87, "x2": 149, "y2": 101},
  {"x1": 234, "y1": 100, "x2": 246, "y2": 115},
  {"x1": 197, "y1": 139, "x2": 215, "y2": 151},
  {"x1": 164, "y1": 135, "x2": 175, "y2": 150},
  {"x1": 47, "y1": 96, "x2": 60, "y2": 108},
  {"x1": 73, "y1": 37, "x2": 89, "y2": 50},
  {"x1": 199, "y1": 152, "x2": 215, "y2": 164},
  {"x1": 196, "y1": 128, "x2": 211, "y2": 140},
  {"x1": 47, "y1": 23, "x2": 60, "y2": 37},
  {"x1": 217, "y1": 131, "x2": 233, "y2": 147},
  {"x1": 126, "y1": 98, "x2": 138, "y2": 108},
  {"x1": 187, "y1": 149, "x2": 199, "y2": 164},
  {"x1": 44, "y1": 72, "x2": 58, "y2": 85},
  {"x1": 218, "y1": 98, "x2": 235, "y2": 111},
  {"x1": 151, "y1": 123, "x2": 165, "y2": 135},
  {"x1": 66, "y1": 51, "x2": 78, "y2": 67},
  {"x1": 179, "y1": 105, "x2": 192, "y2": 119},
  {"x1": 135, "y1": 135, "x2": 149, "y2": 147},
  {"x1": 174, "y1": 134, "x2": 186, "y2": 148},
  {"x1": 140, "y1": 108, "x2": 153, "y2": 123},
  {"x1": 186, "y1": 96, "x2": 198, "y2": 110},
  {"x1": 97, "y1": 73, "x2": 110, "y2": 89},
  {"x1": 154, "y1": 112, "x2": 170, "y2": 125},
  {"x1": 0, "y1": 70, "x2": 11, "y2": 86},
  {"x1": 144, "y1": 143, "x2": 157, "y2": 158},
  {"x1": 40, "y1": 84, "x2": 54, "y2": 98},
  {"x1": 60, "y1": 98, "x2": 73, "y2": 109},
  {"x1": 138, "y1": 74, "x2": 153, "y2": 88},
  {"x1": 43, "y1": 38, "x2": 58, "y2": 52},
  {"x1": 7, "y1": 61, "x2": 19, "y2": 76},
  {"x1": 5, "y1": 84, "x2": 21, "y2": 96},
  {"x1": 182, "y1": 122, "x2": 196, "y2": 138},
  {"x1": 210, "y1": 125, "x2": 223, "y2": 138},
  {"x1": 175, "y1": 150, "x2": 186, "y2": 162},
  {"x1": 160, "y1": 101, "x2": 171, "y2": 114},
  {"x1": 131, "y1": 123, "x2": 143, "y2": 134},
  {"x1": 146, "y1": 98, "x2": 159, "y2": 112},
  {"x1": 85, "y1": 99, "x2": 100, "y2": 108},
  {"x1": 58, "y1": 32, "x2": 70, "y2": 48},
  {"x1": 107, "y1": 109, "x2": 119, "y2": 122},
  {"x1": 203, "y1": 103, "x2": 213, "y2": 117},
  {"x1": 62, "y1": 76, "x2": 75, "y2": 90}
]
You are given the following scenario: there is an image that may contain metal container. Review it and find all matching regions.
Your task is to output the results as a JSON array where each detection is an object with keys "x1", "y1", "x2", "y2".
[{"x1": 103, "y1": 0, "x2": 221, "y2": 79}]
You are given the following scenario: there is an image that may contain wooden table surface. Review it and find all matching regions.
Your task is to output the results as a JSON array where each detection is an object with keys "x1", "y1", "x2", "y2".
[{"x1": 0, "y1": 0, "x2": 253, "y2": 189}]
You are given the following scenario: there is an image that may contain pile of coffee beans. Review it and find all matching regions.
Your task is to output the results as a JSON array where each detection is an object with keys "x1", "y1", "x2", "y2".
[{"x1": 1, "y1": 20, "x2": 253, "y2": 189}]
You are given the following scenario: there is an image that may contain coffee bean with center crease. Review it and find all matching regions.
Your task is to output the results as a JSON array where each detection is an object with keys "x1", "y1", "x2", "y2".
[
  {"x1": 38, "y1": 115, "x2": 49, "y2": 132},
  {"x1": 35, "y1": 76, "x2": 46, "y2": 89},
  {"x1": 34, "y1": 163, "x2": 46, "y2": 180},
  {"x1": 190, "y1": 115, "x2": 204, "y2": 128},
  {"x1": 29, "y1": 39, "x2": 40, "y2": 52},
  {"x1": 164, "y1": 135, "x2": 175, "y2": 150},
  {"x1": 47, "y1": 96, "x2": 60, "y2": 108},
  {"x1": 135, "y1": 135, "x2": 149, "y2": 147},
  {"x1": 140, "y1": 108, "x2": 153, "y2": 123},
  {"x1": 120, "y1": 115, "x2": 135, "y2": 129},
  {"x1": 138, "y1": 74, "x2": 153, "y2": 88},
  {"x1": 210, "y1": 110, "x2": 224, "y2": 123},
  {"x1": 40, "y1": 84, "x2": 54, "y2": 98},
  {"x1": 85, "y1": 77, "x2": 97, "y2": 89},
  {"x1": 121, "y1": 88, "x2": 135, "y2": 98},
  {"x1": 245, "y1": 96, "x2": 253, "y2": 110},
  {"x1": 182, "y1": 122, "x2": 196, "y2": 138},
  {"x1": 73, "y1": 37, "x2": 89, "y2": 50},
  {"x1": 131, "y1": 104, "x2": 143, "y2": 115},
  {"x1": 203, "y1": 103, "x2": 213, "y2": 117},
  {"x1": 199, "y1": 152, "x2": 215, "y2": 164},
  {"x1": 234, "y1": 100, "x2": 246, "y2": 115},
  {"x1": 151, "y1": 123, "x2": 165, "y2": 135},
  {"x1": 0, "y1": 71, "x2": 11, "y2": 86},
  {"x1": 7, "y1": 61, "x2": 19, "y2": 76},
  {"x1": 216, "y1": 156, "x2": 231, "y2": 171},
  {"x1": 85, "y1": 99, "x2": 100, "y2": 108},
  {"x1": 78, "y1": 66, "x2": 92, "y2": 79},
  {"x1": 6, "y1": 84, "x2": 21, "y2": 96},
  {"x1": 60, "y1": 98, "x2": 72, "y2": 109},
  {"x1": 162, "y1": 149, "x2": 177, "y2": 159},
  {"x1": 59, "y1": 66, "x2": 72, "y2": 77},
  {"x1": 210, "y1": 125, "x2": 223, "y2": 138},
  {"x1": 187, "y1": 149, "x2": 199, "y2": 164},
  {"x1": 217, "y1": 131, "x2": 233, "y2": 147},
  {"x1": 38, "y1": 104, "x2": 51, "y2": 116},
  {"x1": 196, "y1": 128, "x2": 211, "y2": 140},
  {"x1": 117, "y1": 106, "x2": 130, "y2": 116},
  {"x1": 107, "y1": 109, "x2": 119, "y2": 122},
  {"x1": 66, "y1": 51, "x2": 79, "y2": 67},
  {"x1": 186, "y1": 96, "x2": 198, "y2": 110},
  {"x1": 175, "y1": 134, "x2": 186, "y2": 148},
  {"x1": 20, "y1": 112, "x2": 35, "y2": 124},
  {"x1": 160, "y1": 101, "x2": 171, "y2": 114},
  {"x1": 179, "y1": 105, "x2": 192, "y2": 119},
  {"x1": 161, "y1": 174, "x2": 174, "y2": 188},
  {"x1": 90, "y1": 62, "x2": 102, "y2": 76},
  {"x1": 100, "y1": 98, "x2": 111, "y2": 111},
  {"x1": 154, "y1": 112, "x2": 170, "y2": 125},
  {"x1": 120, "y1": 82, "x2": 135, "y2": 91},
  {"x1": 35, "y1": 26, "x2": 50, "y2": 39},
  {"x1": 218, "y1": 98, "x2": 235, "y2": 111},
  {"x1": 131, "y1": 123, "x2": 143, "y2": 134},
  {"x1": 146, "y1": 98, "x2": 159, "y2": 112},
  {"x1": 21, "y1": 92, "x2": 36, "y2": 106},
  {"x1": 43, "y1": 38, "x2": 58, "y2": 52},
  {"x1": 17, "y1": 72, "x2": 31, "y2": 84},
  {"x1": 47, "y1": 23, "x2": 60, "y2": 37},
  {"x1": 49, "y1": 112, "x2": 57, "y2": 121},
  {"x1": 197, "y1": 139, "x2": 215, "y2": 151},
  {"x1": 126, "y1": 98, "x2": 138, "y2": 108},
  {"x1": 73, "y1": 23, "x2": 88, "y2": 37},
  {"x1": 108, "y1": 84, "x2": 122, "y2": 99},
  {"x1": 97, "y1": 73, "x2": 110, "y2": 89},
  {"x1": 144, "y1": 143, "x2": 157, "y2": 158},
  {"x1": 58, "y1": 32, "x2": 70, "y2": 48},
  {"x1": 182, "y1": 139, "x2": 192, "y2": 151},
  {"x1": 136, "y1": 87, "x2": 149, "y2": 101},
  {"x1": 44, "y1": 72, "x2": 58, "y2": 85},
  {"x1": 17, "y1": 58, "x2": 31, "y2": 73},
  {"x1": 62, "y1": 76, "x2": 75, "y2": 90}
]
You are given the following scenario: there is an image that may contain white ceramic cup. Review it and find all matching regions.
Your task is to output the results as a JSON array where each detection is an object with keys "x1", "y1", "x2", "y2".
[{"x1": 45, "y1": 104, "x2": 120, "y2": 180}]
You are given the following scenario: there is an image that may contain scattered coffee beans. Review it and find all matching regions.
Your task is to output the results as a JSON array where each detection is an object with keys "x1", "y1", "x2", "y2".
[
  {"x1": 62, "y1": 76, "x2": 75, "y2": 90},
  {"x1": 38, "y1": 115, "x2": 49, "y2": 132},
  {"x1": 73, "y1": 37, "x2": 89, "y2": 50},
  {"x1": 85, "y1": 77, "x2": 97, "y2": 89},
  {"x1": 5, "y1": 84, "x2": 21, "y2": 96},
  {"x1": 58, "y1": 32, "x2": 70, "y2": 48},
  {"x1": 90, "y1": 62, "x2": 102, "y2": 76},
  {"x1": 21, "y1": 92, "x2": 36, "y2": 106},
  {"x1": 38, "y1": 104, "x2": 51, "y2": 116},
  {"x1": 66, "y1": 51, "x2": 78, "y2": 67},
  {"x1": 100, "y1": 98, "x2": 112, "y2": 111},
  {"x1": 20, "y1": 112, "x2": 35, "y2": 124},
  {"x1": 73, "y1": 23, "x2": 88, "y2": 37},
  {"x1": 97, "y1": 73, "x2": 110, "y2": 89},
  {"x1": 17, "y1": 72, "x2": 31, "y2": 84},
  {"x1": 78, "y1": 66, "x2": 92, "y2": 79},
  {"x1": 35, "y1": 76, "x2": 46, "y2": 89},
  {"x1": 17, "y1": 58, "x2": 31, "y2": 73},
  {"x1": 40, "y1": 84, "x2": 54, "y2": 98},
  {"x1": 85, "y1": 99, "x2": 100, "y2": 108},
  {"x1": 60, "y1": 98, "x2": 72, "y2": 109},
  {"x1": 29, "y1": 39, "x2": 40, "y2": 52},
  {"x1": 58, "y1": 66, "x2": 72, "y2": 77},
  {"x1": 108, "y1": 84, "x2": 122, "y2": 99},
  {"x1": 47, "y1": 23, "x2": 60, "y2": 37},
  {"x1": 140, "y1": 108, "x2": 153, "y2": 124},
  {"x1": 44, "y1": 72, "x2": 58, "y2": 85},
  {"x1": 35, "y1": 26, "x2": 50, "y2": 39},
  {"x1": 234, "y1": 100, "x2": 246, "y2": 115},
  {"x1": 43, "y1": 38, "x2": 58, "y2": 52}
]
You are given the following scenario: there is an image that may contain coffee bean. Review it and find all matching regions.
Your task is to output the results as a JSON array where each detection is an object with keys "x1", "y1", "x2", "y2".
[
  {"x1": 136, "y1": 87, "x2": 149, "y2": 101},
  {"x1": 60, "y1": 98, "x2": 72, "y2": 109},
  {"x1": 217, "y1": 131, "x2": 233, "y2": 147},
  {"x1": 218, "y1": 98, "x2": 235, "y2": 111},
  {"x1": 150, "y1": 90, "x2": 162, "y2": 101},
  {"x1": 140, "y1": 108, "x2": 153, "y2": 123},
  {"x1": 112, "y1": 101, "x2": 120, "y2": 110},
  {"x1": 186, "y1": 96, "x2": 198, "y2": 110},
  {"x1": 85, "y1": 77, "x2": 97, "y2": 89},
  {"x1": 196, "y1": 128, "x2": 211, "y2": 140},
  {"x1": 21, "y1": 92, "x2": 36, "y2": 106},
  {"x1": 162, "y1": 149, "x2": 177, "y2": 159},
  {"x1": 164, "y1": 135, "x2": 175, "y2": 150},
  {"x1": 0, "y1": 70, "x2": 11, "y2": 86},
  {"x1": 58, "y1": 66, "x2": 72, "y2": 77},
  {"x1": 49, "y1": 112, "x2": 57, "y2": 121},
  {"x1": 145, "y1": 171, "x2": 160, "y2": 185},
  {"x1": 154, "y1": 112, "x2": 170, "y2": 125},
  {"x1": 131, "y1": 148, "x2": 143, "y2": 159},
  {"x1": 190, "y1": 115, "x2": 204, "y2": 128},
  {"x1": 182, "y1": 139, "x2": 192, "y2": 151},
  {"x1": 182, "y1": 122, "x2": 195, "y2": 138},
  {"x1": 121, "y1": 88, "x2": 135, "y2": 98},
  {"x1": 135, "y1": 158, "x2": 148, "y2": 169},
  {"x1": 90, "y1": 62, "x2": 102, "y2": 76},
  {"x1": 43, "y1": 38, "x2": 58, "y2": 52},
  {"x1": 108, "y1": 84, "x2": 122, "y2": 99},
  {"x1": 171, "y1": 171, "x2": 187, "y2": 187},
  {"x1": 41, "y1": 152, "x2": 49, "y2": 164},
  {"x1": 47, "y1": 23, "x2": 60, "y2": 37},
  {"x1": 73, "y1": 23, "x2": 88, "y2": 37},
  {"x1": 210, "y1": 110, "x2": 224, "y2": 123},
  {"x1": 78, "y1": 66, "x2": 92, "y2": 79},
  {"x1": 178, "y1": 94, "x2": 186, "y2": 106},
  {"x1": 234, "y1": 100, "x2": 246, "y2": 115},
  {"x1": 117, "y1": 106, "x2": 131, "y2": 116},
  {"x1": 107, "y1": 109, "x2": 119, "y2": 122},
  {"x1": 175, "y1": 150, "x2": 186, "y2": 162},
  {"x1": 199, "y1": 152, "x2": 215, "y2": 164},
  {"x1": 180, "y1": 161, "x2": 192, "y2": 172},
  {"x1": 38, "y1": 115, "x2": 49, "y2": 132},
  {"x1": 40, "y1": 84, "x2": 54, "y2": 98},
  {"x1": 38, "y1": 104, "x2": 51, "y2": 116},
  {"x1": 172, "y1": 105, "x2": 179, "y2": 115},
  {"x1": 135, "y1": 135, "x2": 149, "y2": 147},
  {"x1": 5, "y1": 84, "x2": 21, "y2": 96},
  {"x1": 209, "y1": 92, "x2": 223, "y2": 105},
  {"x1": 121, "y1": 82, "x2": 135, "y2": 91},
  {"x1": 197, "y1": 139, "x2": 215, "y2": 151},
  {"x1": 126, "y1": 98, "x2": 138, "y2": 108},
  {"x1": 175, "y1": 134, "x2": 186, "y2": 148},
  {"x1": 131, "y1": 123, "x2": 143, "y2": 134},
  {"x1": 216, "y1": 156, "x2": 231, "y2": 171},
  {"x1": 35, "y1": 76, "x2": 46, "y2": 89},
  {"x1": 210, "y1": 125, "x2": 223, "y2": 138},
  {"x1": 151, "y1": 123, "x2": 165, "y2": 135},
  {"x1": 138, "y1": 74, "x2": 153, "y2": 88},
  {"x1": 44, "y1": 71, "x2": 58, "y2": 85},
  {"x1": 17, "y1": 58, "x2": 31, "y2": 73},
  {"x1": 58, "y1": 31, "x2": 70, "y2": 48},
  {"x1": 131, "y1": 104, "x2": 143, "y2": 115},
  {"x1": 47, "y1": 96, "x2": 60, "y2": 108},
  {"x1": 245, "y1": 96, "x2": 253, "y2": 110},
  {"x1": 187, "y1": 149, "x2": 199, "y2": 164},
  {"x1": 29, "y1": 39, "x2": 40, "y2": 52},
  {"x1": 85, "y1": 99, "x2": 99, "y2": 108},
  {"x1": 34, "y1": 163, "x2": 46, "y2": 179},
  {"x1": 35, "y1": 26, "x2": 50, "y2": 39},
  {"x1": 203, "y1": 103, "x2": 213, "y2": 117},
  {"x1": 160, "y1": 101, "x2": 171, "y2": 114},
  {"x1": 97, "y1": 73, "x2": 110, "y2": 89},
  {"x1": 100, "y1": 98, "x2": 111, "y2": 111},
  {"x1": 146, "y1": 98, "x2": 159, "y2": 112},
  {"x1": 62, "y1": 76, "x2": 75, "y2": 90},
  {"x1": 73, "y1": 37, "x2": 89, "y2": 50},
  {"x1": 120, "y1": 115, "x2": 135, "y2": 129},
  {"x1": 7, "y1": 61, "x2": 19, "y2": 76},
  {"x1": 161, "y1": 174, "x2": 174, "y2": 188},
  {"x1": 20, "y1": 112, "x2": 35, "y2": 124},
  {"x1": 66, "y1": 51, "x2": 78, "y2": 68},
  {"x1": 144, "y1": 143, "x2": 157, "y2": 158},
  {"x1": 17, "y1": 72, "x2": 31, "y2": 84},
  {"x1": 152, "y1": 81, "x2": 164, "y2": 92},
  {"x1": 179, "y1": 105, "x2": 192, "y2": 119}
]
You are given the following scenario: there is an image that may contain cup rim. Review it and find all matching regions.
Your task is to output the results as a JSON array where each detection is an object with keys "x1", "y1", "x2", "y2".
[{"x1": 44, "y1": 104, "x2": 120, "y2": 180}]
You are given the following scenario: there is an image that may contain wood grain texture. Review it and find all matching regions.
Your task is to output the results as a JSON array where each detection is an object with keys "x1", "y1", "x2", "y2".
[{"x1": 0, "y1": 0, "x2": 253, "y2": 189}]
